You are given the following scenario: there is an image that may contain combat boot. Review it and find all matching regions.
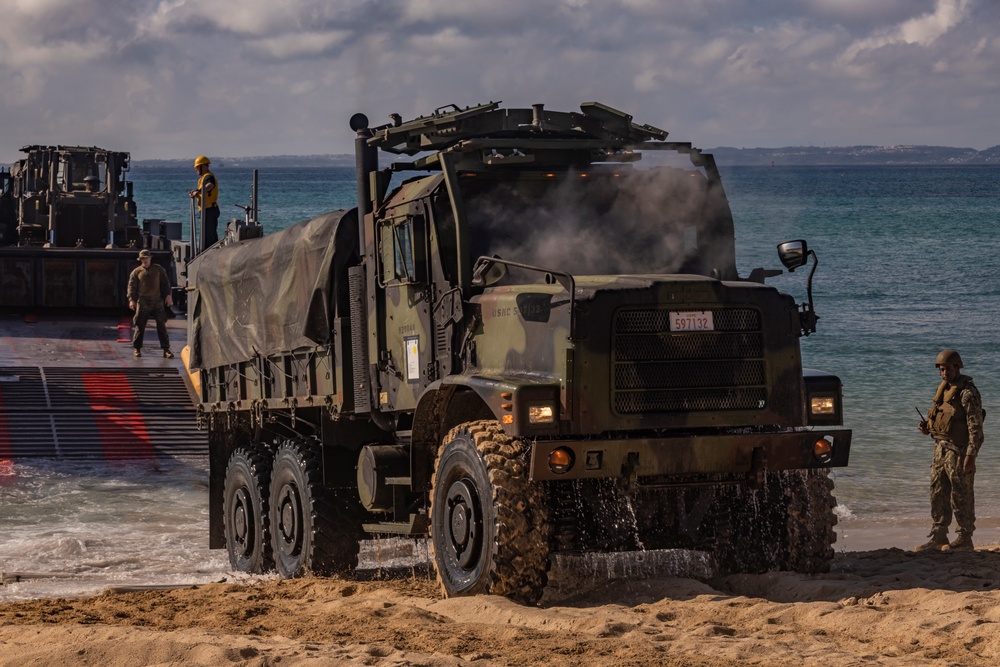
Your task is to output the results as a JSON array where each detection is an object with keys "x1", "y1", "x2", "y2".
[
  {"x1": 913, "y1": 533, "x2": 948, "y2": 552},
  {"x1": 946, "y1": 534, "x2": 974, "y2": 552}
]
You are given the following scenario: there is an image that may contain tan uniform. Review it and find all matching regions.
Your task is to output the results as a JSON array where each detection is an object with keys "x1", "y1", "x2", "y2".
[
  {"x1": 926, "y1": 375, "x2": 984, "y2": 539},
  {"x1": 127, "y1": 262, "x2": 171, "y2": 353}
]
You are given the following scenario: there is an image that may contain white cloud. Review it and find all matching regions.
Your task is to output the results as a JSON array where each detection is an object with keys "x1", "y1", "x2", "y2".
[
  {"x1": 250, "y1": 30, "x2": 351, "y2": 59},
  {"x1": 1, "y1": 0, "x2": 999, "y2": 162},
  {"x1": 841, "y1": 0, "x2": 972, "y2": 62}
]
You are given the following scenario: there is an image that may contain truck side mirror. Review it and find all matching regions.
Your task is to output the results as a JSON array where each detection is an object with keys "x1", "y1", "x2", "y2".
[
  {"x1": 777, "y1": 239, "x2": 820, "y2": 336},
  {"x1": 777, "y1": 239, "x2": 808, "y2": 272},
  {"x1": 472, "y1": 256, "x2": 507, "y2": 287}
]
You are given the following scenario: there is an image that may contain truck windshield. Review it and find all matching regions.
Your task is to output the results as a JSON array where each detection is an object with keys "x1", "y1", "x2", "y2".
[{"x1": 459, "y1": 166, "x2": 737, "y2": 278}]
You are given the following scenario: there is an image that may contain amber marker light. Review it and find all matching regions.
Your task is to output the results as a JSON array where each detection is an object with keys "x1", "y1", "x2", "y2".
[
  {"x1": 548, "y1": 447, "x2": 574, "y2": 474},
  {"x1": 813, "y1": 437, "x2": 833, "y2": 463}
]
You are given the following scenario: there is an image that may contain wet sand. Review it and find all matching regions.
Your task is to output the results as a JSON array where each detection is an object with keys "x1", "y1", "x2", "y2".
[{"x1": 2, "y1": 546, "x2": 1000, "y2": 666}]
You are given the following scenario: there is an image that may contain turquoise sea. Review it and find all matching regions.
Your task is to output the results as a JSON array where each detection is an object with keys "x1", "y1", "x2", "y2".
[
  {"x1": 128, "y1": 163, "x2": 1000, "y2": 550},
  {"x1": 3, "y1": 163, "x2": 998, "y2": 602}
]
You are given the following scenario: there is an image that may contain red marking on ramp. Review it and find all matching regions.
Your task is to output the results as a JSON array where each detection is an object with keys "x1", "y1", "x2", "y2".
[
  {"x1": 82, "y1": 372, "x2": 156, "y2": 461},
  {"x1": 117, "y1": 315, "x2": 132, "y2": 343}
]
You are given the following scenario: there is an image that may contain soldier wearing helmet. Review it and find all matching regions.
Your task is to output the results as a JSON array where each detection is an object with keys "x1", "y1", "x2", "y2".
[
  {"x1": 914, "y1": 349, "x2": 984, "y2": 552},
  {"x1": 189, "y1": 155, "x2": 219, "y2": 250}
]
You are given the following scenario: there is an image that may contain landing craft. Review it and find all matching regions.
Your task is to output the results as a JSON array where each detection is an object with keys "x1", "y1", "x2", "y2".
[
  {"x1": 0, "y1": 145, "x2": 202, "y2": 460},
  {"x1": 186, "y1": 101, "x2": 852, "y2": 603},
  {"x1": 0, "y1": 145, "x2": 188, "y2": 309}
]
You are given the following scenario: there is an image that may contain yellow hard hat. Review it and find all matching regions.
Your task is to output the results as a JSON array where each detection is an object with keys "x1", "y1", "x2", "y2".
[{"x1": 193, "y1": 155, "x2": 210, "y2": 168}]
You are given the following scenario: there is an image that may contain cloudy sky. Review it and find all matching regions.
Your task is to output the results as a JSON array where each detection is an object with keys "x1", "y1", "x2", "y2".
[{"x1": 1, "y1": 0, "x2": 997, "y2": 163}]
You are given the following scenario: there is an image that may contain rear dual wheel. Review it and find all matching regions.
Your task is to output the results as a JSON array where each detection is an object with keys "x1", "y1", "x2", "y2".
[
  {"x1": 269, "y1": 439, "x2": 364, "y2": 577},
  {"x1": 223, "y1": 439, "x2": 364, "y2": 577},
  {"x1": 222, "y1": 445, "x2": 273, "y2": 573}
]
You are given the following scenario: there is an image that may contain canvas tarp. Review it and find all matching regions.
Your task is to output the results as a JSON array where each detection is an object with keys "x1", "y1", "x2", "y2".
[{"x1": 187, "y1": 209, "x2": 356, "y2": 370}]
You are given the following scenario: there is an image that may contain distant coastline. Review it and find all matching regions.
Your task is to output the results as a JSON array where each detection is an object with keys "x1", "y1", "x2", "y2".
[
  {"x1": 130, "y1": 144, "x2": 1000, "y2": 169},
  {"x1": 132, "y1": 154, "x2": 357, "y2": 169},
  {"x1": 705, "y1": 144, "x2": 1000, "y2": 166}
]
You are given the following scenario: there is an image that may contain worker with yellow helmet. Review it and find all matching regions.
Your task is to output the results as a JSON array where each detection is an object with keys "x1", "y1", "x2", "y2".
[{"x1": 189, "y1": 155, "x2": 219, "y2": 250}]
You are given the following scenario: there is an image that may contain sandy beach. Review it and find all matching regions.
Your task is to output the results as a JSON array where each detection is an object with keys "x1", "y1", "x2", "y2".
[{"x1": 2, "y1": 546, "x2": 1000, "y2": 666}]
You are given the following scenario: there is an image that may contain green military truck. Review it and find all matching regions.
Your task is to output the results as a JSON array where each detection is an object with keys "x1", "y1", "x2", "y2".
[{"x1": 187, "y1": 102, "x2": 851, "y2": 603}]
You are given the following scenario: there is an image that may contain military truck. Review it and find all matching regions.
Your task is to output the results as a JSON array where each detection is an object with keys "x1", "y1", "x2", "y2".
[
  {"x1": 188, "y1": 102, "x2": 851, "y2": 603},
  {"x1": 0, "y1": 145, "x2": 177, "y2": 309}
]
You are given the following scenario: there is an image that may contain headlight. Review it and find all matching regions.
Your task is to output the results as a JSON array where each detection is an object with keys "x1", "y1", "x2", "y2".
[
  {"x1": 528, "y1": 403, "x2": 556, "y2": 424},
  {"x1": 810, "y1": 395, "x2": 836, "y2": 415}
]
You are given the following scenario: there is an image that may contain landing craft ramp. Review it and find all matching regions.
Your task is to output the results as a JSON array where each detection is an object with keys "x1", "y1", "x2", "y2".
[{"x1": 0, "y1": 313, "x2": 204, "y2": 460}]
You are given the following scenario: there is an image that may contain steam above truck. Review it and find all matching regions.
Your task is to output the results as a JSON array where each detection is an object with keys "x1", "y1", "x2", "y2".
[{"x1": 187, "y1": 102, "x2": 851, "y2": 603}]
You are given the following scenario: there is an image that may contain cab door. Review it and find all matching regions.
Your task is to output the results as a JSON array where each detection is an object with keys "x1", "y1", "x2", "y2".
[{"x1": 377, "y1": 201, "x2": 434, "y2": 412}]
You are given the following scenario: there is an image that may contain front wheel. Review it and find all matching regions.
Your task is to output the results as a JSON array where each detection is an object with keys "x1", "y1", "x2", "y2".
[
  {"x1": 269, "y1": 439, "x2": 363, "y2": 577},
  {"x1": 714, "y1": 469, "x2": 838, "y2": 575},
  {"x1": 430, "y1": 420, "x2": 550, "y2": 604}
]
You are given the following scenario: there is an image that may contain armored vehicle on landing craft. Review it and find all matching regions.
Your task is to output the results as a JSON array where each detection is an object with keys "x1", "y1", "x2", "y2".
[
  {"x1": 0, "y1": 145, "x2": 178, "y2": 309},
  {"x1": 188, "y1": 102, "x2": 851, "y2": 603}
]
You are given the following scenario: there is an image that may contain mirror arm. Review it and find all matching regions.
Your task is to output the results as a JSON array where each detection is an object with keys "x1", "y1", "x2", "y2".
[
  {"x1": 471, "y1": 255, "x2": 577, "y2": 341},
  {"x1": 799, "y1": 249, "x2": 819, "y2": 336}
]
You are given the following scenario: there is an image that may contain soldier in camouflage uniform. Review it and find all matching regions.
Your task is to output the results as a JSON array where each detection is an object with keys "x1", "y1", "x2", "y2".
[
  {"x1": 914, "y1": 349, "x2": 984, "y2": 552},
  {"x1": 127, "y1": 249, "x2": 174, "y2": 359}
]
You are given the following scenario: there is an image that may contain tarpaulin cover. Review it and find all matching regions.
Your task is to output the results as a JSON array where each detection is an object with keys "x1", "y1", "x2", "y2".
[{"x1": 187, "y1": 209, "x2": 356, "y2": 370}]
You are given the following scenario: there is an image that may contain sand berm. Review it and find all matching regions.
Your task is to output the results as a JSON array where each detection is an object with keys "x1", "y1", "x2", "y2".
[{"x1": 2, "y1": 547, "x2": 1000, "y2": 666}]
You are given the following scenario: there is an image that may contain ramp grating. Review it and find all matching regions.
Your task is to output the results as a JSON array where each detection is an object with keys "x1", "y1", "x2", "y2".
[{"x1": 0, "y1": 366, "x2": 205, "y2": 460}]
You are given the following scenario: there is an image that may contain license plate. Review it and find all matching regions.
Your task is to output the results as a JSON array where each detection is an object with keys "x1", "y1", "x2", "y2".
[{"x1": 668, "y1": 310, "x2": 714, "y2": 332}]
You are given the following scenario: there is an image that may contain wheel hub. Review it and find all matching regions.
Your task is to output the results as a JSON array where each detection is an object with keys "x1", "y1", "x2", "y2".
[
  {"x1": 445, "y1": 478, "x2": 481, "y2": 568},
  {"x1": 276, "y1": 483, "x2": 302, "y2": 555},
  {"x1": 232, "y1": 488, "x2": 251, "y2": 556}
]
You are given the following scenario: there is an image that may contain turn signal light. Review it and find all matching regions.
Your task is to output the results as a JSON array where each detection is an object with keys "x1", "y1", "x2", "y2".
[
  {"x1": 813, "y1": 437, "x2": 833, "y2": 462},
  {"x1": 548, "y1": 447, "x2": 574, "y2": 474}
]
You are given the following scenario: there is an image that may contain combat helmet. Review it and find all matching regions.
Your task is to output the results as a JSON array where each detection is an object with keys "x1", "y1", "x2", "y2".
[
  {"x1": 935, "y1": 349, "x2": 963, "y2": 369},
  {"x1": 193, "y1": 155, "x2": 211, "y2": 168}
]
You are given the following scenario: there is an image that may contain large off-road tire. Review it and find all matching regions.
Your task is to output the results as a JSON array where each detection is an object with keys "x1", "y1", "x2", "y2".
[
  {"x1": 222, "y1": 445, "x2": 273, "y2": 573},
  {"x1": 784, "y1": 468, "x2": 838, "y2": 574},
  {"x1": 430, "y1": 420, "x2": 551, "y2": 604},
  {"x1": 714, "y1": 469, "x2": 838, "y2": 575},
  {"x1": 268, "y1": 439, "x2": 364, "y2": 578}
]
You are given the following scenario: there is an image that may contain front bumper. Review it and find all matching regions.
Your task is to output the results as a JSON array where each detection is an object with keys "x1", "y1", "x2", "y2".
[{"x1": 527, "y1": 428, "x2": 851, "y2": 482}]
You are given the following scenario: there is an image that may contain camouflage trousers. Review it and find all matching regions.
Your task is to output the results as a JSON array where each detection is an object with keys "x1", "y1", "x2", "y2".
[
  {"x1": 930, "y1": 441, "x2": 975, "y2": 538},
  {"x1": 133, "y1": 302, "x2": 170, "y2": 352}
]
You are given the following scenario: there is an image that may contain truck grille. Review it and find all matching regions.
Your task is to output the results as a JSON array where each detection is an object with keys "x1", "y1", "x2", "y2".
[{"x1": 612, "y1": 308, "x2": 766, "y2": 414}]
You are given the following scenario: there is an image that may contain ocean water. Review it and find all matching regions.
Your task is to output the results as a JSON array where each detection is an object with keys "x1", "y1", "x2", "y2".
[
  {"x1": 727, "y1": 165, "x2": 1000, "y2": 544},
  {"x1": 2, "y1": 163, "x2": 999, "y2": 601}
]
